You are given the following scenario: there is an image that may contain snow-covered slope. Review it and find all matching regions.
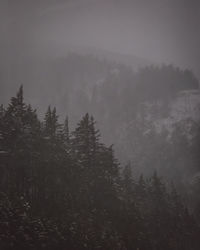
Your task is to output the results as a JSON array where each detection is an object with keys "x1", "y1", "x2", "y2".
[{"x1": 154, "y1": 89, "x2": 200, "y2": 133}]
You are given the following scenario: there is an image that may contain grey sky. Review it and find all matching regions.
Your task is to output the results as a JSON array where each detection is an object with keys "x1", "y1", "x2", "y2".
[{"x1": 1, "y1": 0, "x2": 200, "y2": 77}]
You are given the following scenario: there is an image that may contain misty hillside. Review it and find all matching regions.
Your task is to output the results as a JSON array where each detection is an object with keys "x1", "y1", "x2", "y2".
[
  {"x1": 1, "y1": 1, "x2": 200, "y2": 249},
  {"x1": 0, "y1": 48, "x2": 149, "y2": 109},
  {"x1": 1, "y1": 53, "x2": 200, "y2": 187},
  {"x1": 68, "y1": 45, "x2": 151, "y2": 69}
]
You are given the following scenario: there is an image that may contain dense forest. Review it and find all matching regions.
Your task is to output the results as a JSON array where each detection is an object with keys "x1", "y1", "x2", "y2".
[
  {"x1": 1, "y1": 0, "x2": 200, "y2": 248},
  {"x1": 0, "y1": 86, "x2": 200, "y2": 249},
  {"x1": 18, "y1": 54, "x2": 200, "y2": 198}
]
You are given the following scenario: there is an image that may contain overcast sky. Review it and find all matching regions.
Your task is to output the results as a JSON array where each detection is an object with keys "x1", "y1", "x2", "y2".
[{"x1": 1, "y1": 0, "x2": 200, "y2": 78}]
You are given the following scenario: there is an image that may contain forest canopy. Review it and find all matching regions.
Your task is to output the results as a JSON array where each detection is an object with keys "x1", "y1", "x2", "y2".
[{"x1": 0, "y1": 87, "x2": 199, "y2": 250}]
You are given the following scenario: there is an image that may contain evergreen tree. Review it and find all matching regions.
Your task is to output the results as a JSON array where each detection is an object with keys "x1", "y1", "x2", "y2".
[{"x1": 0, "y1": 87, "x2": 199, "y2": 250}]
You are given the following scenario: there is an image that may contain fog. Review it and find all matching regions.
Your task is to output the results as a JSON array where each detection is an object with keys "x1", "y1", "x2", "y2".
[
  {"x1": 1, "y1": 0, "x2": 200, "y2": 180},
  {"x1": 0, "y1": 1, "x2": 200, "y2": 248},
  {"x1": 1, "y1": 0, "x2": 200, "y2": 71}
]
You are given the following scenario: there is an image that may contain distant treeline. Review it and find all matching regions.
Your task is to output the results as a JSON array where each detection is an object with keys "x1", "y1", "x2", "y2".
[
  {"x1": 0, "y1": 87, "x2": 199, "y2": 249},
  {"x1": 17, "y1": 53, "x2": 198, "y2": 121},
  {"x1": 54, "y1": 54, "x2": 199, "y2": 139}
]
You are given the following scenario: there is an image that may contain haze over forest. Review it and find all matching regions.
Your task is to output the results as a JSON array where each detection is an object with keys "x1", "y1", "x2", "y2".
[
  {"x1": 1, "y1": 0, "x2": 200, "y2": 102},
  {"x1": 0, "y1": 0, "x2": 200, "y2": 249}
]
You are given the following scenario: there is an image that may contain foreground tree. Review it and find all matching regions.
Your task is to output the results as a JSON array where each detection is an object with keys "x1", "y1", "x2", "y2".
[{"x1": 0, "y1": 87, "x2": 199, "y2": 250}]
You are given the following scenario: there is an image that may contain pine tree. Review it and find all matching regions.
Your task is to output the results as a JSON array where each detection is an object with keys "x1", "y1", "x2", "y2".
[
  {"x1": 63, "y1": 115, "x2": 70, "y2": 144},
  {"x1": 122, "y1": 162, "x2": 134, "y2": 198}
]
